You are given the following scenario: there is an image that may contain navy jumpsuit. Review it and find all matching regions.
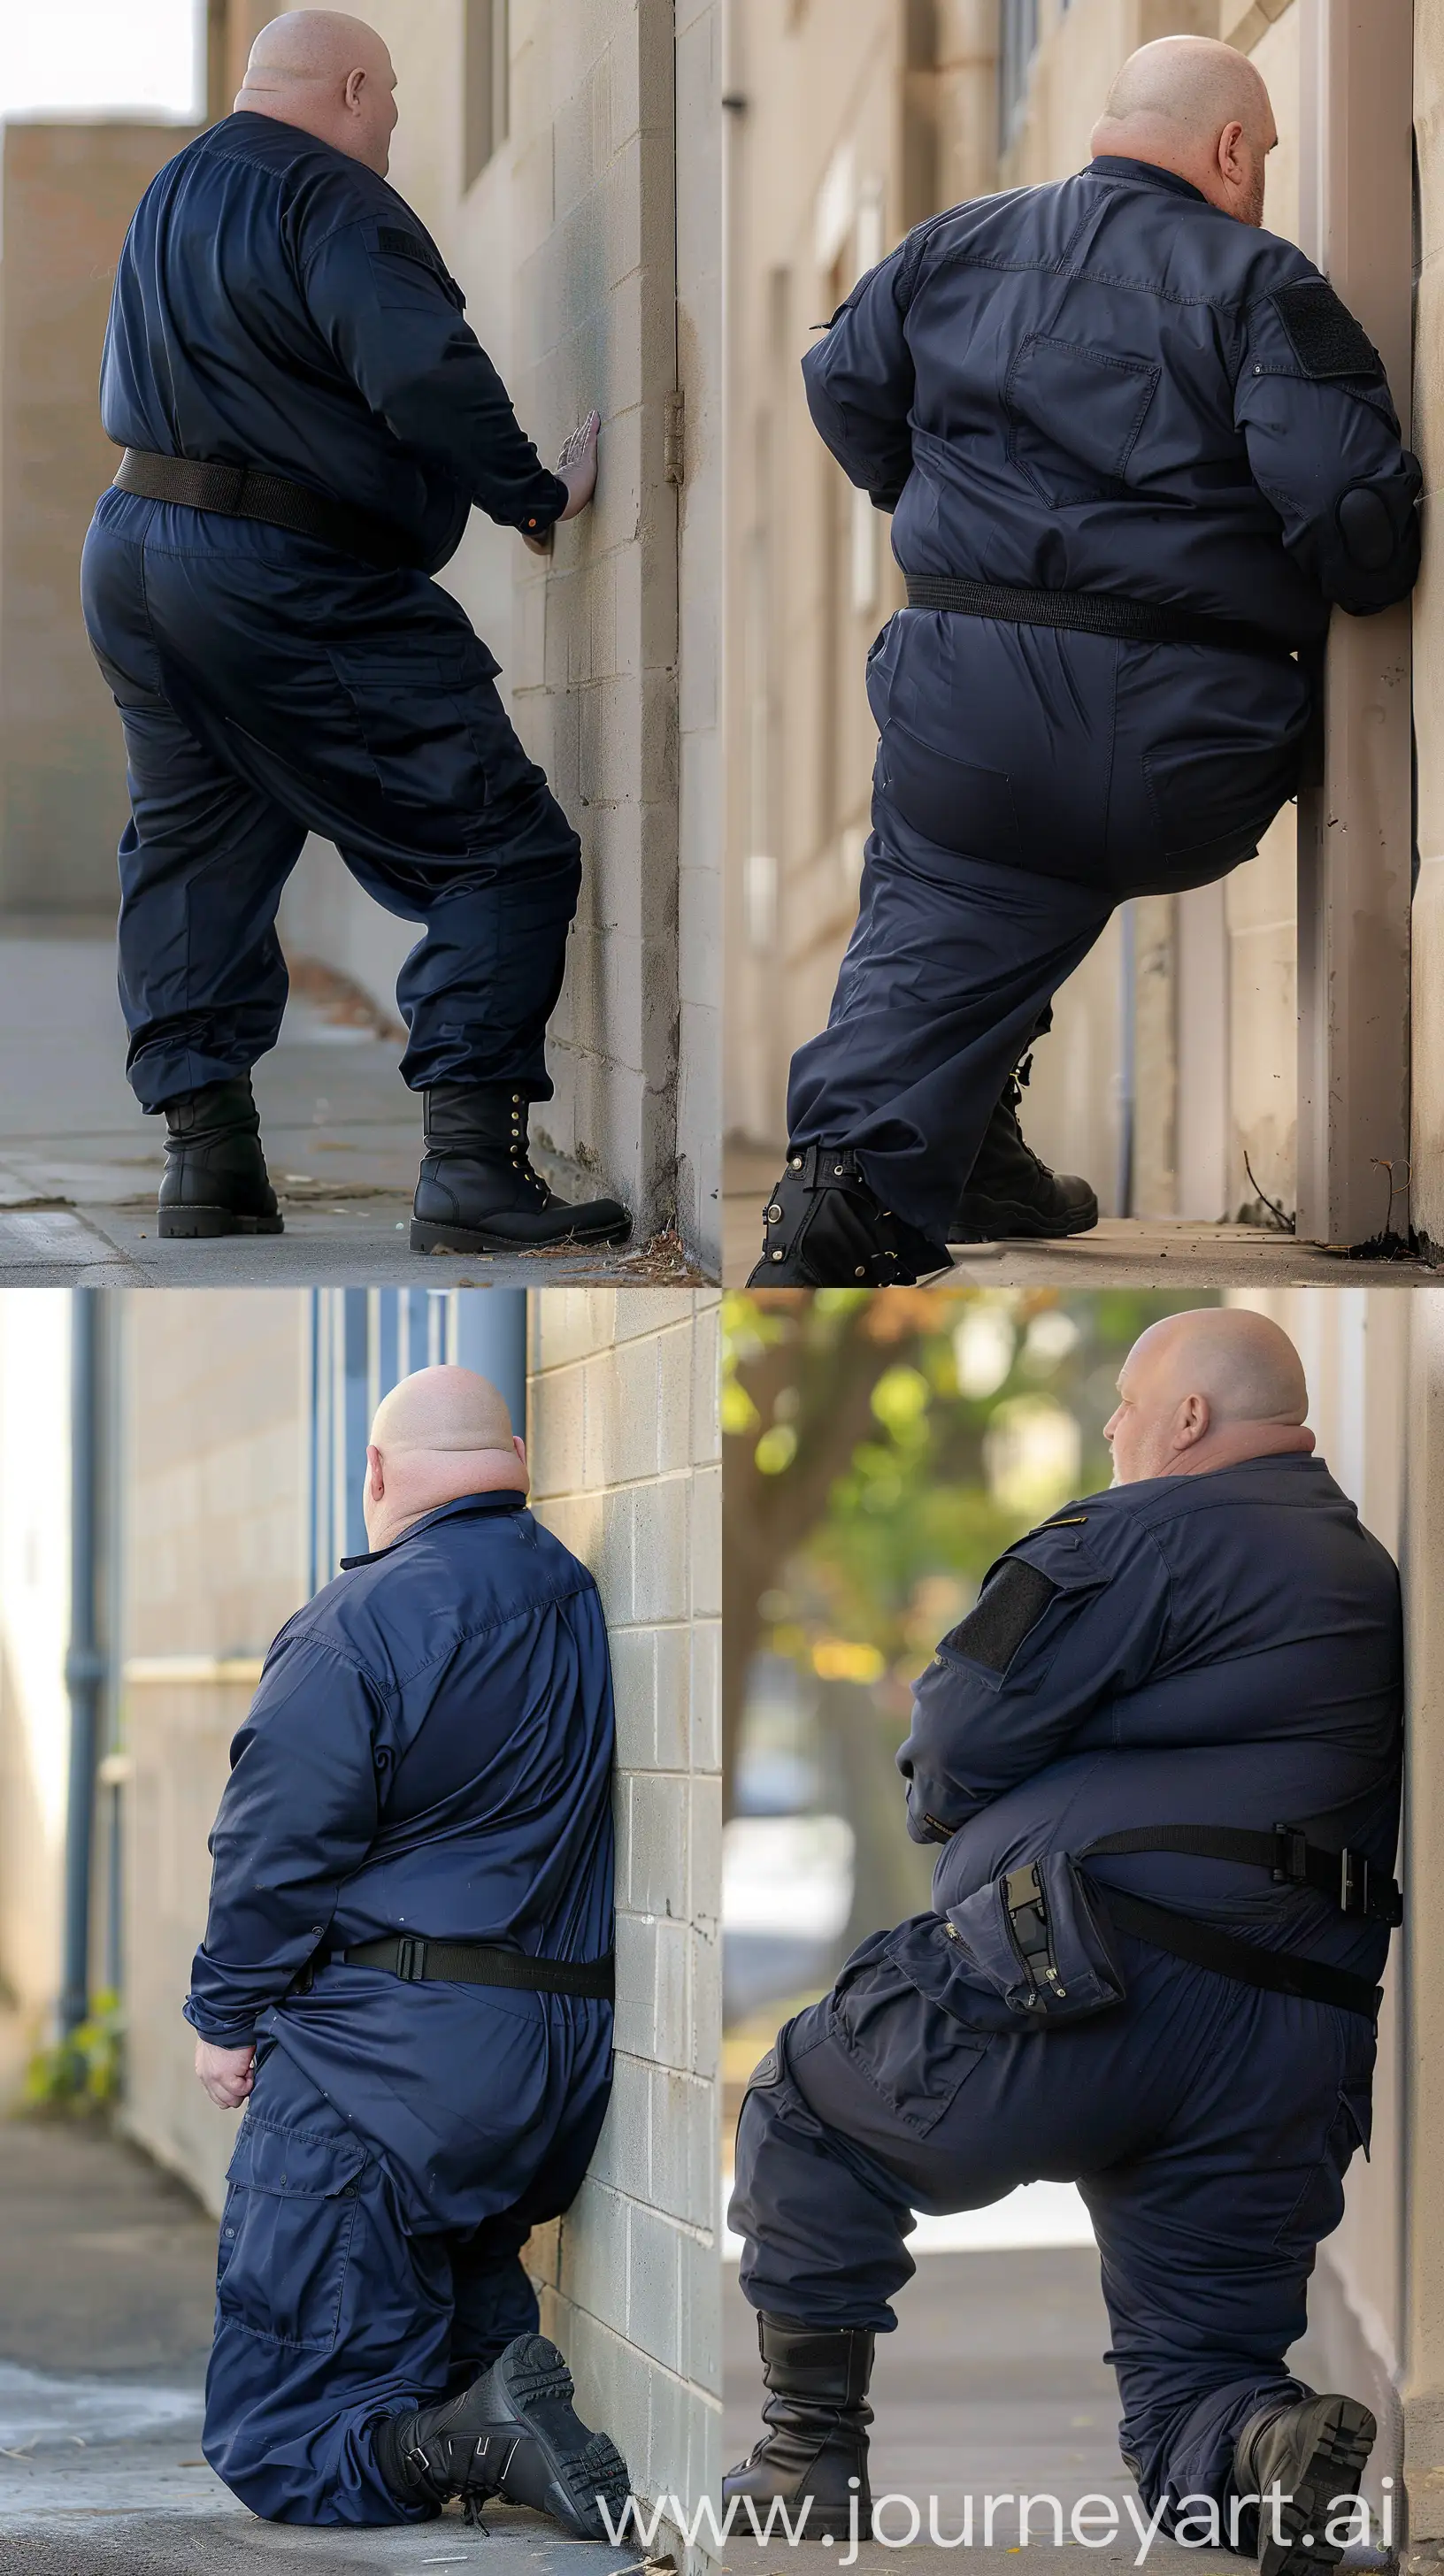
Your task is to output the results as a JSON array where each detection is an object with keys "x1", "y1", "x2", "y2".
[
  {"x1": 185, "y1": 1491, "x2": 615, "y2": 2524},
  {"x1": 82, "y1": 112, "x2": 577, "y2": 1114},
  {"x1": 787, "y1": 158, "x2": 1422, "y2": 1240},
  {"x1": 731, "y1": 1454, "x2": 1402, "y2": 2527}
]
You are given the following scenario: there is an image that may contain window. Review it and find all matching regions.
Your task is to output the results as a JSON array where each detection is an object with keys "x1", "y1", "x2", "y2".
[
  {"x1": 308, "y1": 1289, "x2": 527, "y2": 1585},
  {"x1": 998, "y1": 0, "x2": 1040, "y2": 151},
  {"x1": 464, "y1": 0, "x2": 510, "y2": 188}
]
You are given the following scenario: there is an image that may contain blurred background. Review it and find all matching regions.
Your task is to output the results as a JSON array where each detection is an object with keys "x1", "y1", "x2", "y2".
[{"x1": 718, "y1": 1284, "x2": 1420, "y2": 2542}]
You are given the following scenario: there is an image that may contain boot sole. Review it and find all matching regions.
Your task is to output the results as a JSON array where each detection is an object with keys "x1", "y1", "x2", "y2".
[
  {"x1": 746, "y1": 1255, "x2": 955, "y2": 1289},
  {"x1": 1256, "y1": 2396, "x2": 1376, "y2": 2576},
  {"x1": 410, "y1": 1218, "x2": 632, "y2": 1255},
  {"x1": 482, "y1": 2334, "x2": 632, "y2": 2541},
  {"x1": 157, "y1": 1208, "x2": 285, "y2": 1239},
  {"x1": 950, "y1": 1192, "x2": 1099, "y2": 1245}
]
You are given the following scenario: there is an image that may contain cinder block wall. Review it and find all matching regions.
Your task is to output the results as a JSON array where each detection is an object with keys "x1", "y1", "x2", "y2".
[
  {"x1": 510, "y1": 0, "x2": 684, "y2": 1245},
  {"x1": 526, "y1": 1289, "x2": 723, "y2": 2565}
]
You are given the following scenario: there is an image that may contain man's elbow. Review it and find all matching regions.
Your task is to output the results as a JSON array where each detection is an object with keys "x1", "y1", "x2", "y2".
[{"x1": 1315, "y1": 460, "x2": 1423, "y2": 615}]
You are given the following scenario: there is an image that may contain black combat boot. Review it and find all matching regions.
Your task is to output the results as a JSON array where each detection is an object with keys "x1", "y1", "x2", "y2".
[
  {"x1": 746, "y1": 1146, "x2": 952, "y2": 1286},
  {"x1": 952, "y1": 1069, "x2": 1099, "y2": 1242},
  {"x1": 157, "y1": 1077, "x2": 283, "y2": 1238},
  {"x1": 411, "y1": 1085, "x2": 631, "y2": 1254},
  {"x1": 1233, "y1": 2392, "x2": 1376, "y2": 2576},
  {"x1": 723, "y1": 2316, "x2": 874, "y2": 2542},
  {"x1": 373, "y1": 2333, "x2": 631, "y2": 2537}
]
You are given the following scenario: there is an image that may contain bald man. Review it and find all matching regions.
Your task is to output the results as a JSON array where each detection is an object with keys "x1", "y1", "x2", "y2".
[
  {"x1": 750, "y1": 35, "x2": 1421, "y2": 1286},
  {"x1": 82, "y1": 12, "x2": 628, "y2": 1256},
  {"x1": 729, "y1": 1308, "x2": 1403, "y2": 2576},
  {"x1": 186, "y1": 1366, "x2": 630, "y2": 2527}
]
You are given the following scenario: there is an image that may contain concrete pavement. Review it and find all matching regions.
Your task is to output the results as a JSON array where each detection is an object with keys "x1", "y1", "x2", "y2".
[
  {"x1": 0, "y1": 2116, "x2": 645, "y2": 2573},
  {"x1": 0, "y1": 932, "x2": 700, "y2": 1286},
  {"x1": 724, "y1": 1148, "x2": 1431, "y2": 1287}
]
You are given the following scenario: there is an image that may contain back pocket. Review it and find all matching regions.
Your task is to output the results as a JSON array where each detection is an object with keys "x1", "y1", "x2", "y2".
[
  {"x1": 218, "y1": 2116, "x2": 367, "y2": 2352},
  {"x1": 1142, "y1": 737, "x2": 1302, "y2": 860},
  {"x1": 879, "y1": 715, "x2": 1021, "y2": 862}
]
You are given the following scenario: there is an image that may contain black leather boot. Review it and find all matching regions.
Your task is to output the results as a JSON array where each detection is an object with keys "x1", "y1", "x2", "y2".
[
  {"x1": 373, "y1": 2333, "x2": 631, "y2": 2537},
  {"x1": 723, "y1": 2315, "x2": 874, "y2": 2542},
  {"x1": 411, "y1": 1085, "x2": 631, "y2": 1254},
  {"x1": 157, "y1": 1077, "x2": 283, "y2": 1238},
  {"x1": 952, "y1": 1069, "x2": 1098, "y2": 1242},
  {"x1": 746, "y1": 1146, "x2": 952, "y2": 1286},
  {"x1": 1233, "y1": 2392, "x2": 1376, "y2": 2576}
]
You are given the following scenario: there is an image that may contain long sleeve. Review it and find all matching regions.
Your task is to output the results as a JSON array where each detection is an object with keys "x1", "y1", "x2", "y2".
[
  {"x1": 1234, "y1": 272, "x2": 1421, "y2": 615},
  {"x1": 185, "y1": 1632, "x2": 383, "y2": 2045},
  {"x1": 301, "y1": 214, "x2": 570, "y2": 533},
  {"x1": 801, "y1": 243, "x2": 918, "y2": 511},
  {"x1": 897, "y1": 1515, "x2": 1172, "y2": 1844}
]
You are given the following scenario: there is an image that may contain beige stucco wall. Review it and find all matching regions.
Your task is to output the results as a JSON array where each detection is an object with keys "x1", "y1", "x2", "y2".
[
  {"x1": 0, "y1": 1292, "x2": 74, "y2": 2028},
  {"x1": 1413, "y1": 3, "x2": 1444, "y2": 1261}
]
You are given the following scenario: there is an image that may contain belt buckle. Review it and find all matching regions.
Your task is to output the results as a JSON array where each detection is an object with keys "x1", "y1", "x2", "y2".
[{"x1": 395, "y1": 1935, "x2": 428, "y2": 1981}]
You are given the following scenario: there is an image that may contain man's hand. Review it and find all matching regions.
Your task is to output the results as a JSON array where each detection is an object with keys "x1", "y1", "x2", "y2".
[
  {"x1": 195, "y1": 2036, "x2": 256, "y2": 2110},
  {"x1": 522, "y1": 411, "x2": 600, "y2": 554}
]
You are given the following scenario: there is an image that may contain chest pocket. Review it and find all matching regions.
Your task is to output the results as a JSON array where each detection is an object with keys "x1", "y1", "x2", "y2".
[{"x1": 1004, "y1": 334, "x2": 1161, "y2": 508}]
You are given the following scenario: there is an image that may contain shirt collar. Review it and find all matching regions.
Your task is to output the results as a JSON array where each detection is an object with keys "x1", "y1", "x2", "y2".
[
  {"x1": 341, "y1": 1489, "x2": 526, "y2": 1569},
  {"x1": 1087, "y1": 155, "x2": 1210, "y2": 206}
]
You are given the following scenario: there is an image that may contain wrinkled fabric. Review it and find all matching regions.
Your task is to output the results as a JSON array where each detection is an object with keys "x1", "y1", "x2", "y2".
[
  {"x1": 81, "y1": 497, "x2": 580, "y2": 1105},
  {"x1": 85, "y1": 113, "x2": 577, "y2": 1108},
  {"x1": 188, "y1": 1492, "x2": 616, "y2": 2522},
  {"x1": 787, "y1": 157, "x2": 1420, "y2": 1234},
  {"x1": 732, "y1": 1453, "x2": 1402, "y2": 2529}
]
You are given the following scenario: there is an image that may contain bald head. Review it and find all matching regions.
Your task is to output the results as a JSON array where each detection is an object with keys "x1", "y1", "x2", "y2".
[
  {"x1": 364, "y1": 1364, "x2": 527, "y2": 1552},
  {"x1": 1092, "y1": 36, "x2": 1277, "y2": 227},
  {"x1": 236, "y1": 12, "x2": 397, "y2": 176},
  {"x1": 1106, "y1": 1308, "x2": 1314, "y2": 1486}
]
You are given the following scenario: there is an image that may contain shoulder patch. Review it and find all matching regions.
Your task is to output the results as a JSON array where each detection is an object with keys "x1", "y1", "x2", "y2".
[
  {"x1": 1271, "y1": 280, "x2": 1384, "y2": 383},
  {"x1": 941, "y1": 1560, "x2": 1059, "y2": 1675},
  {"x1": 377, "y1": 225, "x2": 439, "y2": 271}
]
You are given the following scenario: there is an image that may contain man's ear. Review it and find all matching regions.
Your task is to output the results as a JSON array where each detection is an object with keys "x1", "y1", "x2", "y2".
[
  {"x1": 1174, "y1": 1392, "x2": 1210, "y2": 1451},
  {"x1": 513, "y1": 1435, "x2": 527, "y2": 1469},
  {"x1": 1217, "y1": 119, "x2": 1246, "y2": 186},
  {"x1": 344, "y1": 67, "x2": 367, "y2": 113},
  {"x1": 366, "y1": 1442, "x2": 386, "y2": 1500}
]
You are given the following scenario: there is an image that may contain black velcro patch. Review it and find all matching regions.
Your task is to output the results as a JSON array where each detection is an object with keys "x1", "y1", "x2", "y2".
[
  {"x1": 377, "y1": 225, "x2": 439, "y2": 271},
  {"x1": 941, "y1": 1560, "x2": 1060, "y2": 1675},
  {"x1": 1271, "y1": 280, "x2": 1384, "y2": 383}
]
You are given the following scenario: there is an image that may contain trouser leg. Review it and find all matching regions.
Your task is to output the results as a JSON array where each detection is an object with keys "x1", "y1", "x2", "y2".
[
  {"x1": 202, "y1": 2052, "x2": 454, "y2": 2526},
  {"x1": 785, "y1": 816, "x2": 1113, "y2": 1241},
  {"x1": 447, "y1": 2214, "x2": 542, "y2": 2385}
]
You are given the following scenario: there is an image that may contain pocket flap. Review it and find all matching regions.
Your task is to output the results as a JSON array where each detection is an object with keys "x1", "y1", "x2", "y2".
[{"x1": 227, "y1": 2116, "x2": 367, "y2": 2199}]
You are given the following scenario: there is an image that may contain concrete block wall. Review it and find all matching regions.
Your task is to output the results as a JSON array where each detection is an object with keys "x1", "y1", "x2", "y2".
[
  {"x1": 526, "y1": 1289, "x2": 722, "y2": 2564},
  {"x1": 675, "y1": 0, "x2": 723, "y2": 1270},
  {"x1": 1415, "y1": 0, "x2": 1444, "y2": 1261},
  {"x1": 510, "y1": 0, "x2": 684, "y2": 1246}
]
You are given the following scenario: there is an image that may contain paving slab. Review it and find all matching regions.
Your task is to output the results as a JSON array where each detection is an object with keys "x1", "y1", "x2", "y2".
[
  {"x1": 0, "y1": 932, "x2": 700, "y2": 1285},
  {"x1": 0, "y1": 2118, "x2": 644, "y2": 2574}
]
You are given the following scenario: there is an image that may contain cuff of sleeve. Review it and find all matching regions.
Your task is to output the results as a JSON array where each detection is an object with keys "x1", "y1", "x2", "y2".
[
  {"x1": 183, "y1": 1996, "x2": 260, "y2": 2049},
  {"x1": 515, "y1": 472, "x2": 571, "y2": 537}
]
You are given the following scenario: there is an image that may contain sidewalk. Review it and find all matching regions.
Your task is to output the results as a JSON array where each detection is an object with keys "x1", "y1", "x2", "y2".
[
  {"x1": 0, "y1": 932, "x2": 698, "y2": 1286},
  {"x1": 0, "y1": 2116, "x2": 641, "y2": 2572},
  {"x1": 724, "y1": 1148, "x2": 1431, "y2": 1287}
]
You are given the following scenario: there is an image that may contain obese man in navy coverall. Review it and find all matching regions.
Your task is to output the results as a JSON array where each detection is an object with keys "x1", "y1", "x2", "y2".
[
  {"x1": 728, "y1": 1311, "x2": 1403, "y2": 2576},
  {"x1": 188, "y1": 1364, "x2": 629, "y2": 2528},
  {"x1": 84, "y1": 13, "x2": 628, "y2": 1258}
]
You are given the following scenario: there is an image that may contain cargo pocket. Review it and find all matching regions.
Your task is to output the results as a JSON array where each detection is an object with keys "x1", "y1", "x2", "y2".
[
  {"x1": 878, "y1": 715, "x2": 1022, "y2": 863},
  {"x1": 217, "y1": 2116, "x2": 368, "y2": 2352},
  {"x1": 327, "y1": 638, "x2": 536, "y2": 843},
  {"x1": 832, "y1": 1946, "x2": 991, "y2": 2139},
  {"x1": 1271, "y1": 2086, "x2": 1370, "y2": 2257}
]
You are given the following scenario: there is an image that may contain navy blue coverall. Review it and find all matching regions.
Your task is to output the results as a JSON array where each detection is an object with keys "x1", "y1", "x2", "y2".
[
  {"x1": 184, "y1": 1491, "x2": 615, "y2": 2525},
  {"x1": 787, "y1": 159, "x2": 1422, "y2": 1239},
  {"x1": 731, "y1": 1455, "x2": 1403, "y2": 2526},
  {"x1": 82, "y1": 112, "x2": 576, "y2": 1113}
]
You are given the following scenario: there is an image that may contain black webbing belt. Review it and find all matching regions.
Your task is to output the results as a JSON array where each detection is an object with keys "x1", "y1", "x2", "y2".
[
  {"x1": 112, "y1": 447, "x2": 426, "y2": 574},
  {"x1": 1077, "y1": 1823, "x2": 1401, "y2": 2022},
  {"x1": 903, "y1": 571, "x2": 1288, "y2": 659},
  {"x1": 326, "y1": 1936, "x2": 614, "y2": 2000}
]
